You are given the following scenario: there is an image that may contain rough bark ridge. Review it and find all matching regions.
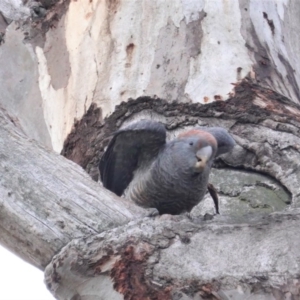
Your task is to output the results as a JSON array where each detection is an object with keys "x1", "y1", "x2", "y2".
[{"x1": 45, "y1": 210, "x2": 300, "y2": 300}]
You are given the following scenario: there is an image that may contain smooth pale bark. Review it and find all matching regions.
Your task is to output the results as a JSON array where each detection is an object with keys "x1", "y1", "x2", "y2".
[{"x1": 0, "y1": 107, "x2": 146, "y2": 269}]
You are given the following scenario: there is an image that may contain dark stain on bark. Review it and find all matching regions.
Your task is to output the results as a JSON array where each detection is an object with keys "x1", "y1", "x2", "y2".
[
  {"x1": 180, "y1": 235, "x2": 191, "y2": 244},
  {"x1": 107, "y1": 0, "x2": 120, "y2": 14},
  {"x1": 263, "y1": 12, "x2": 275, "y2": 35},
  {"x1": 111, "y1": 244, "x2": 171, "y2": 300},
  {"x1": 186, "y1": 10, "x2": 206, "y2": 58},
  {"x1": 0, "y1": 12, "x2": 8, "y2": 33},
  {"x1": 278, "y1": 53, "x2": 300, "y2": 102},
  {"x1": 126, "y1": 43, "x2": 135, "y2": 57},
  {"x1": 213, "y1": 95, "x2": 223, "y2": 101},
  {"x1": 50, "y1": 262, "x2": 61, "y2": 284},
  {"x1": 0, "y1": 32, "x2": 4, "y2": 46},
  {"x1": 245, "y1": 23, "x2": 273, "y2": 84},
  {"x1": 125, "y1": 43, "x2": 135, "y2": 67}
]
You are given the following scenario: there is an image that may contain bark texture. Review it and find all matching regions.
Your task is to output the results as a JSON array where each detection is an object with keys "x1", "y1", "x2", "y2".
[
  {"x1": 45, "y1": 210, "x2": 300, "y2": 300},
  {"x1": 0, "y1": 107, "x2": 146, "y2": 270}
]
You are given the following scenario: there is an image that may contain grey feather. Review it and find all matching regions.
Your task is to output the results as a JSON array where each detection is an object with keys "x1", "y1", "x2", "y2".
[{"x1": 99, "y1": 120, "x2": 166, "y2": 196}]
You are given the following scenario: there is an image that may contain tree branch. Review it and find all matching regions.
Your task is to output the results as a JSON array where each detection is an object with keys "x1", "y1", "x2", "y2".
[
  {"x1": 0, "y1": 107, "x2": 146, "y2": 269},
  {"x1": 45, "y1": 210, "x2": 300, "y2": 299}
]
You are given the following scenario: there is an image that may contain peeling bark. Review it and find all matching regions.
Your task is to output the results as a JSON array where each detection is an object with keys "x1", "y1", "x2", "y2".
[{"x1": 45, "y1": 210, "x2": 300, "y2": 300}]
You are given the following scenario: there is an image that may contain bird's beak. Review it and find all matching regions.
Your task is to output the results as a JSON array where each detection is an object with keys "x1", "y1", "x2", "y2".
[{"x1": 195, "y1": 146, "x2": 212, "y2": 171}]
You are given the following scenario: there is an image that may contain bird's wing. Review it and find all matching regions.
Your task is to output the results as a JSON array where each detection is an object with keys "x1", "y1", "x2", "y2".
[
  {"x1": 199, "y1": 127, "x2": 235, "y2": 156},
  {"x1": 99, "y1": 120, "x2": 167, "y2": 196}
]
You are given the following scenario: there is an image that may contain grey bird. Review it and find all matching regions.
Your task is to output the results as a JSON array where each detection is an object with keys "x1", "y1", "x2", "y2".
[{"x1": 99, "y1": 120, "x2": 235, "y2": 215}]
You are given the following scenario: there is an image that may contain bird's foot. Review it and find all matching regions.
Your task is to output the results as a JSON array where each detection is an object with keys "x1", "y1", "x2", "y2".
[{"x1": 207, "y1": 182, "x2": 220, "y2": 214}]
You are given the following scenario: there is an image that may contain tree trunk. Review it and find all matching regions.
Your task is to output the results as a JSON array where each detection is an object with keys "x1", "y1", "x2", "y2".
[{"x1": 1, "y1": 0, "x2": 300, "y2": 299}]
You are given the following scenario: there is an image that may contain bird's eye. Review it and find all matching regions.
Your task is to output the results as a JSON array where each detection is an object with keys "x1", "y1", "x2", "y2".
[
  {"x1": 189, "y1": 142, "x2": 193, "y2": 146},
  {"x1": 197, "y1": 157, "x2": 202, "y2": 162}
]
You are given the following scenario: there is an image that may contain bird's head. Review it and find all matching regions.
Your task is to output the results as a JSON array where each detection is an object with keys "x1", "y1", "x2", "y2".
[{"x1": 177, "y1": 129, "x2": 218, "y2": 173}]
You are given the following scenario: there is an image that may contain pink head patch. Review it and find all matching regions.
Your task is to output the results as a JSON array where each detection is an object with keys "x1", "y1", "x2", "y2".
[{"x1": 178, "y1": 129, "x2": 217, "y2": 148}]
